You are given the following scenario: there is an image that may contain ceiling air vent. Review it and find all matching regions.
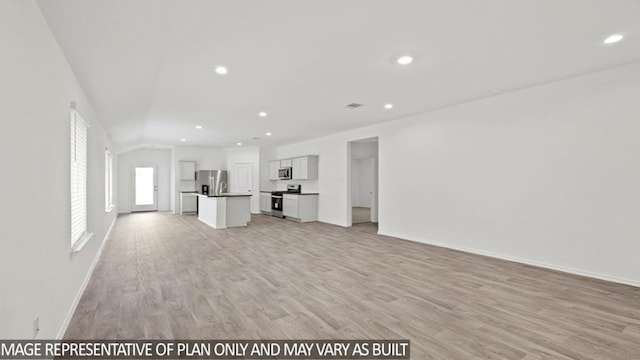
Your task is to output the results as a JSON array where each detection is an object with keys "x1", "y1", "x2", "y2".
[{"x1": 345, "y1": 103, "x2": 363, "y2": 109}]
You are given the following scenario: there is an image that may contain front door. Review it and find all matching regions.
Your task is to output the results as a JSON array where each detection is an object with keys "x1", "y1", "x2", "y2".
[{"x1": 132, "y1": 166, "x2": 158, "y2": 212}]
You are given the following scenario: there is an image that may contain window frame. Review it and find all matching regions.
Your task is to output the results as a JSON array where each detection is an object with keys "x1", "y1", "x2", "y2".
[
  {"x1": 105, "y1": 148, "x2": 114, "y2": 212},
  {"x1": 70, "y1": 108, "x2": 92, "y2": 251}
]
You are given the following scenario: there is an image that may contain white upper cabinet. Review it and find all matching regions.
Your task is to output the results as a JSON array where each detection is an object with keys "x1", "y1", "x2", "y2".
[
  {"x1": 292, "y1": 156, "x2": 318, "y2": 180},
  {"x1": 292, "y1": 157, "x2": 306, "y2": 179},
  {"x1": 269, "y1": 155, "x2": 318, "y2": 181},
  {"x1": 269, "y1": 161, "x2": 280, "y2": 181},
  {"x1": 179, "y1": 161, "x2": 196, "y2": 180}
]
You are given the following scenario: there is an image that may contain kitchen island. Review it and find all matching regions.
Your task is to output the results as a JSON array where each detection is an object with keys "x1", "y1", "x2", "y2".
[{"x1": 195, "y1": 193, "x2": 251, "y2": 229}]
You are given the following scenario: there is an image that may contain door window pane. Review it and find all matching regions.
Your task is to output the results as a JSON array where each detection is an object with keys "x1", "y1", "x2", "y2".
[{"x1": 135, "y1": 167, "x2": 154, "y2": 205}]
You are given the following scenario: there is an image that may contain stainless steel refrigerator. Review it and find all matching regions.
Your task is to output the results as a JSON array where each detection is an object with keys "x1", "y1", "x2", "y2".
[{"x1": 196, "y1": 170, "x2": 228, "y2": 195}]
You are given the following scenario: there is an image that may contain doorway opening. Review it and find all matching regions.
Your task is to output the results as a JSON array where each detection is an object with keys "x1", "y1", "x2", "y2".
[
  {"x1": 132, "y1": 166, "x2": 158, "y2": 212},
  {"x1": 347, "y1": 137, "x2": 379, "y2": 228}
]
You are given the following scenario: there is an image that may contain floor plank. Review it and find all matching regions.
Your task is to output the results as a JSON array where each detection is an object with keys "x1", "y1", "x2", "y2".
[
  {"x1": 64, "y1": 212, "x2": 640, "y2": 359},
  {"x1": 352, "y1": 207, "x2": 371, "y2": 224}
]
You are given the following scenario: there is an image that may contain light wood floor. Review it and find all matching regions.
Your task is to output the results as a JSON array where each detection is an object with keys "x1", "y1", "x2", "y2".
[
  {"x1": 352, "y1": 206, "x2": 371, "y2": 224},
  {"x1": 65, "y1": 212, "x2": 640, "y2": 359}
]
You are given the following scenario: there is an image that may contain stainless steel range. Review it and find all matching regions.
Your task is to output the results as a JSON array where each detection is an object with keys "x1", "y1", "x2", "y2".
[
  {"x1": 271, "y1": 184, "x2": 301, "y2": 218},
  {"x1": 271, "y1": 191, "x2": 284, "y2": 218}
]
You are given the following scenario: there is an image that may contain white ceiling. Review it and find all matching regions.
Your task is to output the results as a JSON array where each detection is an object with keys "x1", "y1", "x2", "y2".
[{"x1": 37, "y1": 0, "x2": 640, "y2": 150}]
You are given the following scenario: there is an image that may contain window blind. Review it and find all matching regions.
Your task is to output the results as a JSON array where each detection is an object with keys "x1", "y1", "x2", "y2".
[
  {"x1": 70, "y1": 109, "x2": 88, "y2": 248},
  {"x1": 105, "y1": 148, "x2": 113, "y2": 211}
]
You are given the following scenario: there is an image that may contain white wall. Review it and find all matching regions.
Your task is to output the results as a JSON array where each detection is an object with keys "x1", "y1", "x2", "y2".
[
  {"x1": 351, "y1": 160, "x2": 362, "y2": 206},
  {"x1": 259, "y1": 146, "x2": 277, "y2": 190},
  {"x1": 0, "y1": 0, "x2": 117, "y2": 338},
  {"x1": 276, "y1": 63, "x2": 640, "y2": 286},
  {"x1": 118, "y1": 148, "x2": 172, "y2": 213},
  {"x1": 172, "y1": 146, "x2": 226, "y2": 212},
  {"x1": 226, "y1": 147, "x2": 261, "y2": 213}
]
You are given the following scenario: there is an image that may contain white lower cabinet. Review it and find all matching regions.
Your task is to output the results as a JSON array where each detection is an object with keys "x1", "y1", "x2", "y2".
[
  {"x1": 283, "y1": 196, "x2": 299, "y2": 218},
  {"x1": 260, "y1": 193, "x2": 272, "y2": 213},
  {"x1": 283, "y1": 194, "x2": 318, "y2": 222},
  {"x1": 180, "y1": 193, "x2": 197, "y2": 214}
]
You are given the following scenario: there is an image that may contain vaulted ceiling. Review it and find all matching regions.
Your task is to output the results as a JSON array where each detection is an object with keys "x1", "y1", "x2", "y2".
[{"x1": 37, "y1": 0, "x2": 640, "y2": 150}]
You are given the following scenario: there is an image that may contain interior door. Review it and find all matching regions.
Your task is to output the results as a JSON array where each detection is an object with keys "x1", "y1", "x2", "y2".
[
  {"x1": 234, "y1": 163, "x2": 252, "y2": 194},
  {"x1": 368, "y1": 157, "x2": 378, "y2": 223},
  {"x1": 132, "y1": 166, "x2": 158, "y2": 212}
]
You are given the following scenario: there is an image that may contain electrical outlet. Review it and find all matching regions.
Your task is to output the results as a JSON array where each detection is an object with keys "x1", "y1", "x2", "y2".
[{"x1": 33, "y1": 316, "x2": 39, "y2": 338}]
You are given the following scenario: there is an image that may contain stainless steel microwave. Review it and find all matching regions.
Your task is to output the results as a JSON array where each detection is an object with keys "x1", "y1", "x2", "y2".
[{"x1": 278, "y1": 167, "x2": 292, "y2": 180}]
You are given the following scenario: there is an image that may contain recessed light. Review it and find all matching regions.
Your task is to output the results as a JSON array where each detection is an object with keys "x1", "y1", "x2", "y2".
[
  {"x1": 259, "y1": 112, "x2": 267, "y2": 117},
  {"x1": 215, "y1": 66, "x2": 228, "y2": 75},
  {"x1": 180, "y1": 138, "x2": 186, "y2": 142},
  {"x1": 236, "y1": 142, "x2": 242, "y2": 146},
  {"x1": 604, "y1": 34, "x2": 624, "y2": 44},
  {"x1": 397, "y1": 56, "x2": 413, "y2": 65},
  {"x1": 195, "y1": 125, "x2": 202, "y2": 129},
  {"x1": 384, "y1": 103, "x2": 393, "y2": 109},
  {"x1": 265, "y1": 132, "x2": 272, "y2": 136}
]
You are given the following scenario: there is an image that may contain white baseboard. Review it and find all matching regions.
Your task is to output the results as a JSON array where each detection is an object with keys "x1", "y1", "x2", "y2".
[
  {"x1": 378, "y1": 230, "x2": 640, "y2": 289},
  {"x1": 56, "y1": 217, "x2": 116, "y2": 339},
  {"x1": 197, "y1": 217, "x2": 226, "y2": 229}
]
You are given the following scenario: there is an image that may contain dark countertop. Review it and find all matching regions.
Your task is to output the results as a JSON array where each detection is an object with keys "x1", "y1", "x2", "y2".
[
  {"x1": 261, "y1": 190, "x2": 319, "y2": 195},
  {"x1": 195, "y1": 193, "x2": 252, "y2": 198},
  {"x1": 179, "y1": 191, "x2": 198, "y2": 193}
]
